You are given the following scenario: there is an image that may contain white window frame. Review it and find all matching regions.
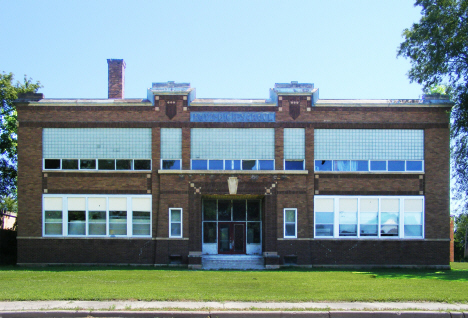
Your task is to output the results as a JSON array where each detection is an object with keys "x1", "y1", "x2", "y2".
[
  {"x1": 169, "y1": 208, "x2": 183, "y2": 238},
  {"x1": 283, "y1": 208, "x2": 298, "y2": 239},
  {"x1": 43, "y1": 159, "x2": 151, "y2": 171},
  {"x1": 42, "y1": 194, "x2": 151, "y2": 238},
  {"x1": 314, "y1": 160, "x2": 424, "y2": 173},
  {"x1": 189, "y1": 159, "x2": 275, "y2": 171},
  {"x1": 160, "y1": 159, "x2": 182, "y2": 170},
  {"x1": 313, "y1": 196, "x2": 425, "y2": 239},
  {"x1": 283, "y1": 159, "x2": 305, "y2": 170}
]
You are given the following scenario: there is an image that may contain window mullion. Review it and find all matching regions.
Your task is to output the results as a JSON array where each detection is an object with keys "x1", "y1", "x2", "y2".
[{"x1": 63, "y1": 196, "x2": 68, "y2": 236}]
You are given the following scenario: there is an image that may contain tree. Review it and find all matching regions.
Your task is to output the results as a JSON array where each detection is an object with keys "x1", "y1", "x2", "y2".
[
  {"x1": 454, "y1": 214, "x2": 468, "y2": 261},
  {"x1": 0, "y1": 194, "x2": 18, "y2": 230},
  {"x1": 0, "y1": 73, "x2": 41, "y2": 197},
  {"x1": 397, "y1": 0, "x2": 468, "y2": 212}
]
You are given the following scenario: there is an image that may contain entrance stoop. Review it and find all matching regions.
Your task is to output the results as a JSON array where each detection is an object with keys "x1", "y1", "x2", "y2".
[{"x1": 202, "y1": 255, "x2": 265, "y2": 270}]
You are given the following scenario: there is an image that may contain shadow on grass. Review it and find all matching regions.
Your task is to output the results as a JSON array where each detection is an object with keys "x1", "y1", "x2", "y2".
[{"x1": 1, "y1": 264, "x2": 467, "y2": 282}]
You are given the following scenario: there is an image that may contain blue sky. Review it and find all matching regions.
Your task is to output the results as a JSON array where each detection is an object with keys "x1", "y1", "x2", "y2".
[{"x1": 1, "y1": 0, "x2": 423, "y2": 100}]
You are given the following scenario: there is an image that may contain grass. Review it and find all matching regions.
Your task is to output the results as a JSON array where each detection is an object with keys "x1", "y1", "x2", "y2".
[{"x1": 0, "y1": 263, "x2": 467, "y2": 303}]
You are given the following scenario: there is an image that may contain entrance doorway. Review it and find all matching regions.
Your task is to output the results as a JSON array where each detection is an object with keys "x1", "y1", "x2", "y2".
[
  {"x1": 202, "y1": 198, "x2": 262, "y2": 255},
  {"x1": 218, "y1": 222, "x2": 245, "y2": 254}
]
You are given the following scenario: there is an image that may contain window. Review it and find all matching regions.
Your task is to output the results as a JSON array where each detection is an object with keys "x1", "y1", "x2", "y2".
[
  {"x1": 314, "y1": 198, "x2": 334, "y2": 237},
  {"x1": 42, "y1": 195, "x2": 151, "y2": 237},
  {"x1": 169, "y1": 208, "x2": 182, "y2": 238},
  {"x1": 404, "y1": 199, "x2": 423, "y2": 237},
  {"x1": 314, "y1": 129, "x2": 424, "y2": 173},
  {"x1": 201, "y1": 199, "x2": 262, "y2": 246},
  {"x1": 43, "y1": 128, "x2": 151, "y2": 171},
  {"x1": 108, "y1": 198, "x2": 127, "y2": 236},
  {"x1": 284, "y1": 208, "x2": 297, "y2": 238},
  {"x1": 339, "y1": 199, "x2": 358, "y2": 236},
  {"x1": 314, "y1": 160, "x2": 423, "y2": 172},
  {"x1": 44, "y1": 159, "x2": 150, "y2": 171},
  {"x1": 284, "y1": 128, "x2": 305, "y2": 170},
  {"x1": 314, "y1": 196, "x2": 424, "y2": 239},
  {"x1": 190, "y1": 159, "x2": 275, "y2": 171},
  {"x1": 88, "y1": 197, "x2": 106, "y2": 236},
  {"x1": 67, "y1": 197, "x2": 86, "y2": 236},
  {"x1": 285, "y1": 160, "x2": 305, "y2": 170},
  {"x1": 161, "y1": 128, "x2": 182, "y2": 170},
  {"x1": 191, "y1": 128, "x2": 274, "y2": 160},
  {"x1": 43, "y1": 197, "x2": 63, "y2": 235},
  {"x1": 132, "y1": 198, "x2": 151, "y2": 236}
]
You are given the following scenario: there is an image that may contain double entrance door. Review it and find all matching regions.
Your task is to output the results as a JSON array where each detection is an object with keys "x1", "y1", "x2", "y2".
[
  {"x1": 218, "y1": 222, "x2": 245, "y2": 254},
  {"x1": 202, "y1": 198, "x2": 262, "y2": 255}
]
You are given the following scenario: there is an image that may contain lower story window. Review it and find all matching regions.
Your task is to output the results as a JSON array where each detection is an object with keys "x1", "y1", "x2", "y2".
[
  {"x1": 169, "y1": 208, "x2": 183, "y2": 238},
  {"x1": 314, "y1": 196, "x2": 424, "y2": 239},
  {"x1": 43, "y1": 195, "x2": 151, "y2": 237},
  {"x1": 283, "y1": 208, "x2": 297, "y2": 238}
]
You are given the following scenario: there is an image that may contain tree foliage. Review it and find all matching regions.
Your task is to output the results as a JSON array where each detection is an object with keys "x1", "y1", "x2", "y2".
[
  {"x1": 398, "y1": 0, "x2": 468, "y2": 212},
  {"x1": 0, "y1": 72, "x2": 41, "y2": 197},
  {"x1": 454, "y1": 214, "x2": 468, "y2": 260}
]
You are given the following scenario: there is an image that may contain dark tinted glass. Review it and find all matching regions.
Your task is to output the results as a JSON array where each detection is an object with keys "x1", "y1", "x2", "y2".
[
  {"x1": 134, "y1": 160, "x2": 151, "y2": 170},
  {"x1": 285, "y1": 160, "x2": 304, "y2": 170},
  {"x1": 192, "y1": 160, "x2": 207, "y2": 170},
  {"x1": 203, "y1": 222, "x2": 217, "y2": 243},
  {"x1": 44, "y1": 159, "x2": 61, "y2": 169},
  {"x1": 116, "y1": 159, "x2": 132, "y2": 170},
  {"x1": 218, "y1": 200, "x2": 231, "y2": 221},
  {"x1": 203, "y1": 200, "x2": 217, "y2": 221},
  {"x1": 242, "y1": 160, "x2": 256, "y2": 170},
  {"x1": 80, "y1": 159, "x2": 96, "y2": 169},
  {"x1": 162, "y1": 159, "x2": 180, "y2": 170},
  {"x1": 315, "y1": 160, "x2": 332, "y2": 171},
  {"x1": 247, "y1": 222, "x2": 261, "y2": 243},
  {"x1": 62, "y1": 159, "x2": 78, "y2": 170},
  {"x1": 232, "y1": 200, "x2": 246, "y2": 221},
  {"x1": 98, "y1": 159, "x2": 115, "y2": 170},
  {"x1": 247, "y1": 200, "x2": 261, "y2": 221}
]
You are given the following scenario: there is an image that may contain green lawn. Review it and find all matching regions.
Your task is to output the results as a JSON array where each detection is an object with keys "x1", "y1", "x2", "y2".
[{"x1": 0, "y1": 263, "x2": 467, "y2": 303}]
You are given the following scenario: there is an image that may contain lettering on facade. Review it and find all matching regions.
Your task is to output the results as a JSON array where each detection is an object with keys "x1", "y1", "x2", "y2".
[{"x1": 190, "y1": 112, "x2": 275, "y2": 123}]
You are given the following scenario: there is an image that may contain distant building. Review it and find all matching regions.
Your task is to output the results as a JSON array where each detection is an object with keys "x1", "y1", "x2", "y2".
[
  {"x1": 15, "y1": 59, "x2": 452, "y2": 269},
  {"x1": 1, "y1": 212, "x2": 16, "y2": 230}
]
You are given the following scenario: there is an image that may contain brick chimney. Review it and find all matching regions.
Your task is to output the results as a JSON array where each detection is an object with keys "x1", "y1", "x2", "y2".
[{"x1": 107, "y1": 59, "x2": 126, "y2": 99}]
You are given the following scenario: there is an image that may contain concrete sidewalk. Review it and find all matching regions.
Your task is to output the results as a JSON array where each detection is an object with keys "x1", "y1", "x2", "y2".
[
  {"x1": 1, "y1": 301, "x2": 468, "y2": 317},
  {"x1": 1, "y1": 300, "x2": 468, "y2": 311}
]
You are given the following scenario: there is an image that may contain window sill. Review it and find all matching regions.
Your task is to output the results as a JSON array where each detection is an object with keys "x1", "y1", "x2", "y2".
[
  {"x1": 158, "y1": 170, "x2": 309, "y2": 175},
  {"x1": 314, "y1": 171, "x2": 424, "y2": 175},
  {"x1": 33, "y1": 236, "x2": 152, "y2": 240},
  {"x1": 42, "y1": 170, "x2": 151, "y2": 173}
]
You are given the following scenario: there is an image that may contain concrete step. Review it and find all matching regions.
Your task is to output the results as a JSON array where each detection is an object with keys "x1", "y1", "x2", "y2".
[{"x1": 202, "y1": 255, "x2": 265, "y2": 270}]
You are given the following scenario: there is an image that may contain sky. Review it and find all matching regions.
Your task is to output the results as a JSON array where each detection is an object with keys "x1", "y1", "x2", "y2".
[{"x1": 0, "y1": 0, "x2": 424, "y2": 100}]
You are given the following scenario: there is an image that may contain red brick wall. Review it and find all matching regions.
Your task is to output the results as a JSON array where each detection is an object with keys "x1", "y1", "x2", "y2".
[{"x1": 16, "y1": 98, "x2": 451, "y2": 266}]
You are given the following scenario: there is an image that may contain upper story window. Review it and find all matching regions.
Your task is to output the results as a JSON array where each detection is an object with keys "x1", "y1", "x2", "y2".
[
  {"x1": 190, "y1": 128, "x2": 275, "y2": 171},
  {"x1": 284, "y1": 128, "x2": 305, "y2": 170},
  {"x1": 43, "y1": 128, "x2": 151, "y2": 171},
  {"x1": 160, "y1": 128, "x2": 182, "y2": 170},
  {"x1": 314, "y1": 129, "x2": 424, "y2": 172}
]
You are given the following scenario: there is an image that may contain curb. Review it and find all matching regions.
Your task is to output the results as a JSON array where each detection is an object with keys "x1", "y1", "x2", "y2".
[{"x1": 0, "y1": 311, "x2": 467, "y2": 318}]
